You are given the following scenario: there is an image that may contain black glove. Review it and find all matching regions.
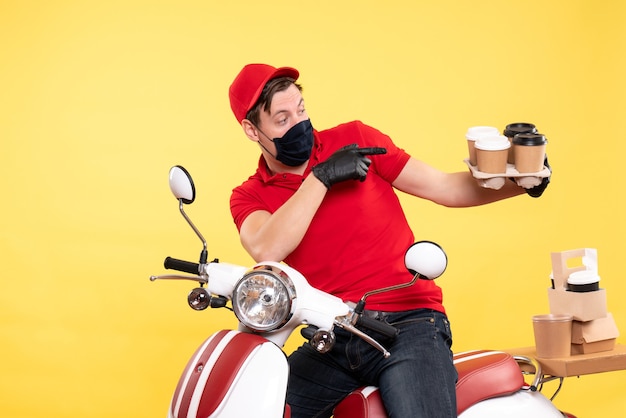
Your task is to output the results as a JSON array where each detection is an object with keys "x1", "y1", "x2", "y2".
[
  {"x1": 527, "y1": 155, "x2": 551, "y2": 198},
  {"x1": 312, "y1": 144, "x2": 387, "y2": 189}
]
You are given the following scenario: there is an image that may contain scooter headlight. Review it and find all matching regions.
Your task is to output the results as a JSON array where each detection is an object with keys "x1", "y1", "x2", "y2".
[{"x1": 232, "y1": 264, "x2": 296, "y2": 332}]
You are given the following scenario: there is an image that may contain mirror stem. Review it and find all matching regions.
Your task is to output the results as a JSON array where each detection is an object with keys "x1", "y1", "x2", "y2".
[
  {"x1": 356, "y1": 273, "x2": 423, "y2": 313},
  {"x1": 178, "y1": 199, "x2": 208, "y2": 262}
]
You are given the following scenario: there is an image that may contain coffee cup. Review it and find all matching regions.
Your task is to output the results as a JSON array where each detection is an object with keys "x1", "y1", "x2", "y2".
[
  {"x1": 466, "y1": 126, "x2": 499, "y2": 166},
  {"x1": 532, "y1": 314, "x2": 573, "y2": 358},
  {"x1": 504, "y1": 122, "x2": 537, "y2": 164},
  {"x1": 567, "y1": 270, "x2": 600, "y2": 292},
  {"x1": 513, "y1": 133, "x2": 547, "y2": 173},
  {"x1": 475, "y1": 135, "x2": 510, "y2": 174}
]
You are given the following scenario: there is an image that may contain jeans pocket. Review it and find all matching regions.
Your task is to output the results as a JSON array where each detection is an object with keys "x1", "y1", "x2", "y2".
[
  {"x1": 439, "y1": 317, "x2": 453, "y2": 347},
  {"x1": 388, "y1": 311, "x2": 452, "y2": 347}
]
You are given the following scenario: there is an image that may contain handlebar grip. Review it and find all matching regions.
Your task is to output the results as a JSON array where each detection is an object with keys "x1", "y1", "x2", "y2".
[
  {"x1": 300, "y1": 325, "x2": 318, "y2": 341},
  {"x1": 164, "y1": 257, "x2": 200, "y2": 274},
  {"x1": 356, "y1": 315, "x2": 399, "y2": 339}
]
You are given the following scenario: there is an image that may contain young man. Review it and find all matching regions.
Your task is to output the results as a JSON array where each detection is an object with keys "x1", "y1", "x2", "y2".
[{"x1": 228, "y1": 63, "x2": 550, "y2": 418}]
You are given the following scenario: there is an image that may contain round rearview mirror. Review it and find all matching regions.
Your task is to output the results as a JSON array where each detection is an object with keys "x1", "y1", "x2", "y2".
[
  {"x1": 169, "y1": 165, "x2": 196, "y2": 204},
  {"x1": 404, "y1": 241, "x2": 447, "y2": 280}
]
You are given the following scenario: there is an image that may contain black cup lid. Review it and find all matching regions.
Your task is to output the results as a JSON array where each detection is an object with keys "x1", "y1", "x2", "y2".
[
  {"x1": 513, "y1": 132, "x2": 547, "y2": 146},
  {"x1": 503, "y1": 122, "x2": 537, "y2": 137}
]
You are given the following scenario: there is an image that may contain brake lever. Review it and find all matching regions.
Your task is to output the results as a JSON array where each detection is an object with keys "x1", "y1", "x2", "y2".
[
  {"x1": 149, "y1": 274, "x2": 208, "y2": 284},
  {"x1": 335, "y1": 317, "x2": 391, "y2": 358}
]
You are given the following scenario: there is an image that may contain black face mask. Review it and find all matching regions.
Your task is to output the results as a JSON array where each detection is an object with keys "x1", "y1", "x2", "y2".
[{"x1": 259, "y1": 119, "x2": 314, "y2": 167}]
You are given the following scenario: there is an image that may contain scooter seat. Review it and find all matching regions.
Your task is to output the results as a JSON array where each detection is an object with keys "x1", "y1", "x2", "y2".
[
  {"x1": 454, "y1": 350, "x2": 525, "y2": 414},
  {"x1": 333, "y1": 350, "x2": 525, "y2": 417}
]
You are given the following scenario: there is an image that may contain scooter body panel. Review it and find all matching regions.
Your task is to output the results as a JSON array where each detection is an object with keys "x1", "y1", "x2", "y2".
[
  {"x1": 333, "y1": 385, "x2": 564, "y2": 418},
  {"x1": 168, "y1": 330, "x2": 289, "y2": 418},
  {"x1": 458, "y1": 390, "x2": 564, "y2": 417}
]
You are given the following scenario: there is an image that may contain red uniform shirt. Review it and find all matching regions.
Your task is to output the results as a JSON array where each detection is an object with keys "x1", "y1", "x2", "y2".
[{"x1": 230, "y1": 120, "x2": 444, "y2": 313}]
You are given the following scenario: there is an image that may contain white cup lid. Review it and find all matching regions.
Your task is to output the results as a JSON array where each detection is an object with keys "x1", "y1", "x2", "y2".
[
  {"x1": 475, "y1": 135, "x2": 511, "y2": 150},
  {"x1": 568, "y1": 270, "x2": 600, "y2": 285},
  {"x1": 466, "y1": 126, "x2": 499, "y2": 141}
]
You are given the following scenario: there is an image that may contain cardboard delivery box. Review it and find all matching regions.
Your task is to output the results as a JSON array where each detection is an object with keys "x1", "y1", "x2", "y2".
[{"x1": 571, "y1": 313, "x2": 620, "y2": 355}]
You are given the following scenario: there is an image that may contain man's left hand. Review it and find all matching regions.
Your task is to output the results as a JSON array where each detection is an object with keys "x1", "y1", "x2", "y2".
[{"x1": 526, "y1": 155, "x2": 551, "y2": 198}]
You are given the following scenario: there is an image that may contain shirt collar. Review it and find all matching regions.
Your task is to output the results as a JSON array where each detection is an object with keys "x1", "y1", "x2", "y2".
[{"x1": 256, "y1": 130, "x2": 323, "y2": 184}]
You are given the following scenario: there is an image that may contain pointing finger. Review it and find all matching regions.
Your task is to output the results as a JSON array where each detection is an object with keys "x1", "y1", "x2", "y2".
[{"x1": 356, "y1": 147, "x2": 387, "y2": 156}]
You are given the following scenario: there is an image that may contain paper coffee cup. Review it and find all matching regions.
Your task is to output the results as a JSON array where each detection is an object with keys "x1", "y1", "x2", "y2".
[
  {"x1": 567, "y1": 270, "x2": 600, "y2": 292},
  {"x1": 532, "y1": 314, "x2": 573, "y2": 358},
  {"x1": 513, "y1": 133, "x2": 547, "y2": 173},
  {"x1": 475, "y1": 135, "x2": 510, "y2": 174},
  {"x1": 466, "y1": 126, "x2": 499, "y2": 166},
  {"x1": 504, "y1": 122, "x2": 537, "y2": 164}
]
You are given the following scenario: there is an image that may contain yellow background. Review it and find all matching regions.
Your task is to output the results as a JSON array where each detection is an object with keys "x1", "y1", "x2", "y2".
[{"x1": 2, "y1": 0, "x2": 625, "y2": 416}]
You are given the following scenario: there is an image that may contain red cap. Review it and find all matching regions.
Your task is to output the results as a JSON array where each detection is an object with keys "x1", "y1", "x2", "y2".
[{"x1": 229, "y1": 64, "x2": 300, "y2": 123}]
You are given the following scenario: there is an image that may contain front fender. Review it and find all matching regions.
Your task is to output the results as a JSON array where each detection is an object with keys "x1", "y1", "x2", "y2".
[{"x1": 169, "y1": 330, "x2": 288, "y2": 418}]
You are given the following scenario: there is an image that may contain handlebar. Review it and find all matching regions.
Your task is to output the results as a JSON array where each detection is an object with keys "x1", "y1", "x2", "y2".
[
  {"x1": 164, "y1": 256, "x2": 200, "y2": 274},
  {"x1": 356, "y1": 315, "x2": 399, "y2": 340},
  {"x1": 156, "y1": 255, "x2": 399, "y2": 357}
]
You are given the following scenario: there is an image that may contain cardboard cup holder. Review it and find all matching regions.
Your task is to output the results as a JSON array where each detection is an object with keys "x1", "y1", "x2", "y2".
[
  {"x1": 463, "y1": 159, "x2": 550, "y2": 190},
  {"x1": 547, "y1": 248, "x2": 620, "y2": 356},
  {"x1": 548, "y1": 249, "x2": 607, "y2": 322}
]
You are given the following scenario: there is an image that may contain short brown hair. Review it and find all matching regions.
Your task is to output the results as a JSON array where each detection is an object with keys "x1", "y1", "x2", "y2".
[{"x1": 245, "y1": 77, "x2": 302, "y2": 125}]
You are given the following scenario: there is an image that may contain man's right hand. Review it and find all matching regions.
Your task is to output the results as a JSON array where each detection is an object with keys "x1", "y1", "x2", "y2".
[{"x1": 312, "y1": 144, "x2": 387, "y2": 189}]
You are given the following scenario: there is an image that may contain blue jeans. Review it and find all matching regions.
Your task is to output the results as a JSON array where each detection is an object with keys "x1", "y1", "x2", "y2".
[{"x1": 286, "y1": 309, "x2": 457, "y2": 418}]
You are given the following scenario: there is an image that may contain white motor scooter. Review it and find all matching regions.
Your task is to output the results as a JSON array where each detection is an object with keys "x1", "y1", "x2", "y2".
[{"x1": 150, "y1": 165, "x2": 576, "y2": 418}]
